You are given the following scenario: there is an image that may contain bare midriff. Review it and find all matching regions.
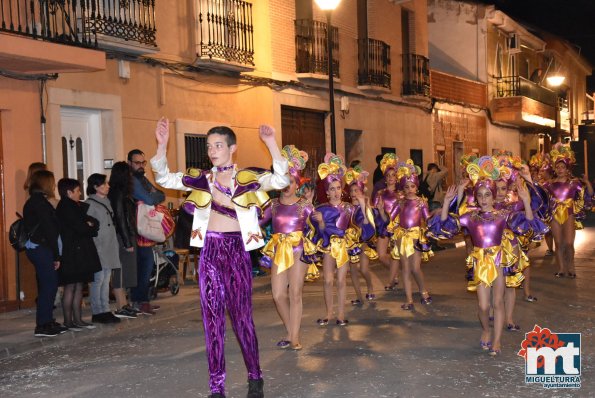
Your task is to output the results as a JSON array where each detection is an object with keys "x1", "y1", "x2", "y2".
[{"x1": 207, "y1": 180, "x2": 241, "y2": 232}]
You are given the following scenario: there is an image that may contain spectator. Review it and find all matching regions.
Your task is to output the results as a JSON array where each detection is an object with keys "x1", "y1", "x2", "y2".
[
  {"x1": 23, "y1": 170, "x2": 66, "y2": 337},
  {"x1": 530, "y1": 68, "x2": 543, "y2": 84},
  {"x1": 56, "y1": 178, "x2": 101, "y2": 331},
  {"x1": 372, "y1": 154, "x2": 384, "y2": 184},
  {"x1": 86, "y1": 174, "x2": 124, "y2": 324},
  {"x1": 108, "y1": 162, "x2": 140, "y2": 317},
  {"x1": 128, "y1": 149, "x2": 165, "y2": 315},
  {"x1": 424, "y1": 163, "x2": 448, "y2": 210}
]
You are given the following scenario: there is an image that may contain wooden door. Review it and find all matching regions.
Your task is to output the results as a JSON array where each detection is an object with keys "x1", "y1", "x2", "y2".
[{"x1": 281, "y1": 106, "x2": 326, "y2": 182}]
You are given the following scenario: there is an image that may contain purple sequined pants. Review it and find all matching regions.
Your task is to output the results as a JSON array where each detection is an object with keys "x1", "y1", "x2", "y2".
[{"x1": 199, "y1": 231, "x2": 262, "y2": 395}]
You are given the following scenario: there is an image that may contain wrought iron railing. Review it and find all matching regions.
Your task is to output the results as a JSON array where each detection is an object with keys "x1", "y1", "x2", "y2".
[
  {"x1": 402, "y1": 53, "x2": 430, "y2": 97},
  {"x1": 358, "y1": 38, "x2": 390, "y2": 88},
  {"x1": 197, "y1": 0, "x2": 254, "y2": 66},
  {"x1": 0, "y1": 0, "x2": 94, "y2": 46},
  {"x1": 495, "y1": 75, "x2": 557, "y2": 107},
  {"x1": 0, "y1": 0, "x2": 157, "y2": 49},
  {"x1": 86, "y1": 0, "x2": 157, "y2": 47},
  {"x1": 295, "y1": 19, "x2": 339, "y2": 77}
]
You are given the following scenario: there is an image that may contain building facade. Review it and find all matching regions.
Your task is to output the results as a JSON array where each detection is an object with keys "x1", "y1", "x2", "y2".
[{"x1": 1, "y1": 0, "x2": 437, "y2": 310}]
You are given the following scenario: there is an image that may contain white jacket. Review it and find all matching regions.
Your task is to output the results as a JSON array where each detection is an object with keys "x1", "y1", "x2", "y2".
[{"x1": 150, "y1": 155, "x2": 289, "y2": 251}]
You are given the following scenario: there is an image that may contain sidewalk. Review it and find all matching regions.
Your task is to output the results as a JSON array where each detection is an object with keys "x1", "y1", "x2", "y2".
[{"x1": 0, "y1": 282, "x2": 199, "y2": 360}]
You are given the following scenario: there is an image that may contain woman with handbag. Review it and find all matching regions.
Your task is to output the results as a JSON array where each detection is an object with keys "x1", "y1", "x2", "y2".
[{"x1": 23, "y1": 170, "x2": 66, "y2": 337}]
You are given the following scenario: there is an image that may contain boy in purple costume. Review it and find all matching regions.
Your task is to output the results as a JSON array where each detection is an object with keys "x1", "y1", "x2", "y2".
[{"x1": 150, "y1": 118, "x2": 289, "y2": 398}]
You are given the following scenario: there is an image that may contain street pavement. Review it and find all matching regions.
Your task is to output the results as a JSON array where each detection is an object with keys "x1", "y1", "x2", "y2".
[{"x1": 1, "y1": 221, "x2": 594, "y2": 397}]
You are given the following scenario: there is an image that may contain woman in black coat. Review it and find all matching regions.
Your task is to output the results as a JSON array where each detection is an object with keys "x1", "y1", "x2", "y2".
[
  {"x1": 56, "y1": 178, "x2": 101, "y2": 329},
  {"x1": 23, "y1": 170, "x2": 63, "y2": 337}
]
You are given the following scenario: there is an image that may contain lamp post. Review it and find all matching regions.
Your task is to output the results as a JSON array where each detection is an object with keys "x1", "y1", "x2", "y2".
[{"x1": 315, "y1": 0, "x2": 341, "y2": 153}]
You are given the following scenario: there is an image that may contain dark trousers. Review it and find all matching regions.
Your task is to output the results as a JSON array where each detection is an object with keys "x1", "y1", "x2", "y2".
[
  {"x1": 26, "y1": 246, "x2": 58, "y2": 326},
  {"x1": 130, "y1": 246, "x2": 154, "y2": 303}
]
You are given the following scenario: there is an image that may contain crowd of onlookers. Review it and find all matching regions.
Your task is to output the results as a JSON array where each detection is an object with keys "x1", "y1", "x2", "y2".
[{"x1": 22, "y1": 149, "x2": 165, "y2": 337}]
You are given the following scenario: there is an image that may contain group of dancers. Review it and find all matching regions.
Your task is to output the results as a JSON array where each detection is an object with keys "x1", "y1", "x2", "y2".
[
  {"x1": 263, "y1": 144, "x2": 594, "y2": 355},
  {"x1": 149, "y1": 119, "x2": 592, "y2": 397}
]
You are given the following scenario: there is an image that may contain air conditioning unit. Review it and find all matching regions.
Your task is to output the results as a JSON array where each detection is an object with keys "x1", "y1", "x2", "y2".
[{"x1": 508, "y1": 33, "x2": 521, "y2": 54}]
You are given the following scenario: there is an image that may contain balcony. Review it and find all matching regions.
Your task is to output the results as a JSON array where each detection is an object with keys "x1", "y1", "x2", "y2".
[
  {"x1": 0, "y1": 0, "x2": 105, "y2": 73},
  {"x1": 402, "y1": 53, "x2": 430, "y2": 100},
  {"x1": 357, "y1": 38, "x2": 390, "y2": 92},
  {"x1": 295, "y1": 19, "x2": 339, "y2": 82},
  {"x1": 86, "y1": 0, "x2": 158, "y2": 55},
  {"x1": 195, "y1": 0, "x2": 254, "y2": 72},
  {"x1": 490, "y1": 75, "x2": 556, "y2": 128}
]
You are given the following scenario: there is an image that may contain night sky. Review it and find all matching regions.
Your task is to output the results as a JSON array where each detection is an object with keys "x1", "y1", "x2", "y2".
[{"x1": 478, "y1": 0, "x2": 595, "y2": 92}]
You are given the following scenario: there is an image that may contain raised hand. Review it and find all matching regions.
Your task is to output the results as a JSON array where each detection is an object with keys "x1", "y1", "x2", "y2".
[
  {"x1": 155, "y1": 117, "x2": 170, "y2": 147},
  {"x1": 444, "y1": 185, "x2": 458, "y2": 203},
  {"x1": 516, "y1": 179, "x2": 530, "y2": 202},
  {"x1": 259, "y1": 124, "x2": 277, "y2": 145}
]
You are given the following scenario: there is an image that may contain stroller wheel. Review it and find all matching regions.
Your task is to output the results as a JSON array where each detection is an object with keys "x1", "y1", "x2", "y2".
[
  {"x1": 149, "y1": 286, "x2": 157, "y2": 300},
  {"x1": 170, "y1": 283, "x2": 180, "y2": 296}
]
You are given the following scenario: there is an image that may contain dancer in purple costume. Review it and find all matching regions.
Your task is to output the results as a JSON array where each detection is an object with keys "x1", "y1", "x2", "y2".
[
  {"x1": 388, "y1": 160, "x2": 433, "y2": 310},
  {"x1": 542, "y1": 144, "x2": 593, "y2": 279},
  {"x1": 430, "y1": 156, "x2": 548, "y2": 355},
  {"x1": 150, "y1": 118, "x2": 289, "y2": 398},
  {"x1": 306, "y1": 154, "x2": 374, "y2": 326},
  {"x1": 372, "y1": 153, "x2": 402, "y2": 291},
  {"x1": 260, "y1": 145, "x2": 313, "y2": 351},
  {"x1": 344, "y1": 166, "x2": 378, "y2": 306}
]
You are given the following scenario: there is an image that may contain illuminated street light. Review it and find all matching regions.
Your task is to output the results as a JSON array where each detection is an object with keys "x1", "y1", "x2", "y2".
[
  {"x1": 547, "y1": 75, "x2": 566, "y2": 87},
  {"x1": 314, "y1": 0, "x2": 341, "y2": 153}
]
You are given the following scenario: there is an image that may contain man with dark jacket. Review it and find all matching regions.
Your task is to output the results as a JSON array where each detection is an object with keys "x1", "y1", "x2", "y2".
[{"x1": 128, "y1": 149, "x2": 165, "y2": 315}]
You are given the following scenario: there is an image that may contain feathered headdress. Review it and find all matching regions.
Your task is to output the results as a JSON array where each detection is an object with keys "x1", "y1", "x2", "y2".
[
  {"x1": 550, "y1": 143, "x2": 575, "y2": 167},
  {"x1": 344, "y1": 165, "x2": 369, "y2": 193},
  {"x1": 495, "y1": 153, "x2": 522, "y2": 187},
  {"x1": 380, "y1": 153, "x2": 398, "y2": 175},
  {"x1": 281, "y1": 145, "x2": 308, "y2": 185},
  {"x1": 318, "y1": 153, "x2": 346, "y2": 190},
  {"x1": 460, "y1": 153, "x2": 479, "y2": 169},
  {"x1": 529, "y1": 153, "x2": 544, "y2": 170},
  {"x1": 396, "y1": 159, "x2": 421, "y2": 190},
  {"x1": 466, "y1": 156, "x2": 500, "y2": 197}
]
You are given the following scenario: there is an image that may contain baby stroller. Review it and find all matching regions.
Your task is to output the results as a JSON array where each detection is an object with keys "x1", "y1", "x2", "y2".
[{"x1": 149, "y1": 245, "x2": 181, "y2": 300}]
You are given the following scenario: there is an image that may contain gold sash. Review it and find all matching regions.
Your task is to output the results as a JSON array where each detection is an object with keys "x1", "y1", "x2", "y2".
[
  {"x1": 553, "y1": 198, "x2": 573, "y2": 225},
  {"x1": 261, "y1": 231, "x2": 304, "y2": 274}
]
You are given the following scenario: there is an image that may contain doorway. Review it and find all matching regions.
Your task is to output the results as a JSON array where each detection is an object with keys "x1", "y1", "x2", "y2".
[
  {"x1": 281, "y1": 106, "x2": 326, "y2": 182},
  {"x1": 452, "y1": 141, "x2": 464, "y2": 184},
  {"x1": 60, "y1": 107, "x2": 103, "y2": 197}
]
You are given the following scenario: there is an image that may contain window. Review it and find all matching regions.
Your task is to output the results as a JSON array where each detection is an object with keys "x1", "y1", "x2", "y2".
[{"x1": 185, "y1": 135, "x2": 211, "y2": 170}]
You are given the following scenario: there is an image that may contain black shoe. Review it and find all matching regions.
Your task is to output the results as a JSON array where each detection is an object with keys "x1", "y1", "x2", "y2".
[
  {"x1": 34, "y1": 323, "x2": 60, "y2": 337},
  {"x1": 64, "y1": 323, "x2": 83, "y2": 332},
  {"x1": 114, "y1": 307, "x2": 137, "y2": 319},
  {"x1": 50, "y1": 321, "x2": 69, "y2": 334},
  {"x1": 100, "y1": 312, "x2": 121, "y2": 324},
  {"x1": 208, "y1": 394, "x2": 225, "y2": 398},
  {"x1": 247, "y1": 378, "x2": 264, "y2": 398},
  {"x1": 91, "y1": 313, "x2": 106, "y2": 323}
]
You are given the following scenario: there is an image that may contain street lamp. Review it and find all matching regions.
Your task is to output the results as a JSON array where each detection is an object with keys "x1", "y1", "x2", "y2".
[{"x1": 314, "y1": 0, "x2": 341, "y2": 153}]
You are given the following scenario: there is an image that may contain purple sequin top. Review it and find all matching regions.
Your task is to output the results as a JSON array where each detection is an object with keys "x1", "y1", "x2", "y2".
[
  {"x1": 428, "y1": 208, "x2": 549, "y2": 248},
  {"x1": 373, "y1": 188, "x2": 400, "y2": 219},
  {"x1": 392, "y1": 198, "x2": 430, "y2": 229},
  {"x1": 260, "y1": 198, "x2": 313, "y2": 234}
]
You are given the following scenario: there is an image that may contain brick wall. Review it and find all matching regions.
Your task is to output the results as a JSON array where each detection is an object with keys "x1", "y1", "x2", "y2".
[
  {"x1": 432, "y1": 107, "x2": 487, "y2": 184},
  {"x1": 431, "y1": 70, "x2": 487, "y2": 107},
  {"x1": 270, "y1": 0, "x2": 296, "y2": 75}
]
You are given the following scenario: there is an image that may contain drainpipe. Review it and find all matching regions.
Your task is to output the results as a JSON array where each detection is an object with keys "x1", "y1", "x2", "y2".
[{"x1": 39, "y1": 79, "x2": 47, "y2": 163}]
